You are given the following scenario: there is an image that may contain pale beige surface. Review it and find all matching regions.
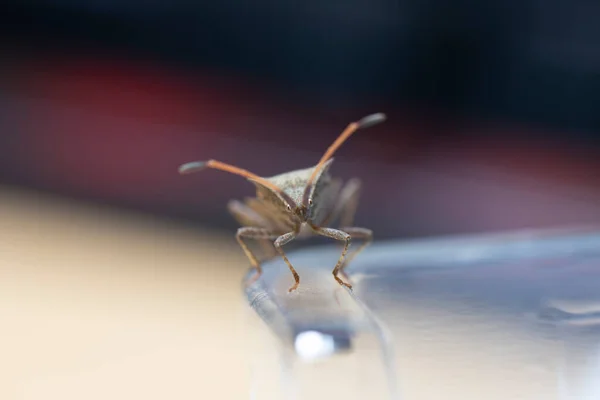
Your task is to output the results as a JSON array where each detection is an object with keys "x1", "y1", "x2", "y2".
[
  {"x1": 0, "y1": 187, "x2": 250, "y2": 400},
  {"x1": 4, "y1": 186, "x2": 599, "y2": 400}
]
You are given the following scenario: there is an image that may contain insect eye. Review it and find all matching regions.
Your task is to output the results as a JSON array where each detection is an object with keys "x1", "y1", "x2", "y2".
[
  {"x1": 308, "y1": 199, "x2": 313, "y2": 206},
  {"x1": 286, "y1": 205, "x2": 292, "y2": 212}
]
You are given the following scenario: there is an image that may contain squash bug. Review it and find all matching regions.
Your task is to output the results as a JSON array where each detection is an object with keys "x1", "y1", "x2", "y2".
[{"x1": 179, "y1": 113, "x2": 386, "y2": 292}]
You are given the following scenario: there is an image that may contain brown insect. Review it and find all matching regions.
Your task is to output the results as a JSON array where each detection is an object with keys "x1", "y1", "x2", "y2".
[{"x1": 179, "y1": 112, "x2": 386, "y2": 292}]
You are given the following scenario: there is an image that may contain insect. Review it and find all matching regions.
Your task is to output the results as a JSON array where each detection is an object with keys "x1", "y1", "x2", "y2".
[{"x1": 179, "y1": 112, "x2": 386, "y2": 292}]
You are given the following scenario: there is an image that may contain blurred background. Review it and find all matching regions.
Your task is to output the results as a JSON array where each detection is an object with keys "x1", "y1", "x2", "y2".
[{"x1": 1, "y1": 1, "x2": 599, "y2": 399}]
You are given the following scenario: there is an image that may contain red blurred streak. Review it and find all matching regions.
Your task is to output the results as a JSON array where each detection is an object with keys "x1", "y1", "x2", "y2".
[
  {"x1": 21, "y1": 56, "x2": 234, "y2": 125},
  {"x1": 12, "y1": 54, "x2": 418, "y2": 202},
  {"x1": 7, "y1": 52, "x2": 600, "y2": 207},
  {"x1": 428, "y1": 123, "x2": 600, "y2": 191},
  {"x1": 13, "y1": 55, "x2": 266, "y2": 200}
]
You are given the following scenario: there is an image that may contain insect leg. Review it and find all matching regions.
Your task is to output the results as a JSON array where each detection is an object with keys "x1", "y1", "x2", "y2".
[
  {"x1": 228, "y1": 200, "x2": 277, "y2": 260},
  {"x1": 273, "y1": 232, "x2": 300, "y2": 292},
  {"x1": 337, "y1": 227, "x2": 372, "y2": 277},
  {"x1": 311, "y1": 227, "x2": 353, "y2": 289},
  {"x1": 236, "y1": 227, "x2": 277, "y2": 285}
]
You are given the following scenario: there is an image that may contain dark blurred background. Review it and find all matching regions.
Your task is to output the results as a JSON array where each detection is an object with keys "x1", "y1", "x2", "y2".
[{"x1": 1, "y1": 0, "x2": 599, "y2": 238}]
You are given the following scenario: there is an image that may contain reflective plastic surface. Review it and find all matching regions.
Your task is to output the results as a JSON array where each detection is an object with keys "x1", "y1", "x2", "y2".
[{"x1": 245, "y1": 227, "x2": 600, "y2": 400}]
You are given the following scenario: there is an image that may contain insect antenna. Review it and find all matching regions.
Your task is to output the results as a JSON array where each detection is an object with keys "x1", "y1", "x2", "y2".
[
  {"x1": 179, "y1": 159, "x2": 297, "y2": 206},
  {"x1": 302, "y1": 113, "x2": 386, "y2": 206}
]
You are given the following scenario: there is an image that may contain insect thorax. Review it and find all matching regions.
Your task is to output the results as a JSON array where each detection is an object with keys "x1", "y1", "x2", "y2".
[{"x1": 260, "y1": 160, "x2": 335, "y2": 208}]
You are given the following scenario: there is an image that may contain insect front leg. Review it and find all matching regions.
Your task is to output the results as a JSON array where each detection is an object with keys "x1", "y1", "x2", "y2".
[
  {"x1": 337, "y1": 227, "x2": 372, "y2": 275},
  {"x1": 311, "y1": 226, "x2": 353, "y2": 289},
  {"x1": 236, "y1": 227, "x2": 277, "y2": 285},
  {"x1": 273, "y1": 232, "x2": 300, "y2": 293}
]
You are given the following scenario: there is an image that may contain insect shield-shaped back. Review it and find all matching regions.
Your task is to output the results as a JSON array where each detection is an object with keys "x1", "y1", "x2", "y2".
[{"x1": 248, "y1": 177, "x2": 300, "y2": 232}]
